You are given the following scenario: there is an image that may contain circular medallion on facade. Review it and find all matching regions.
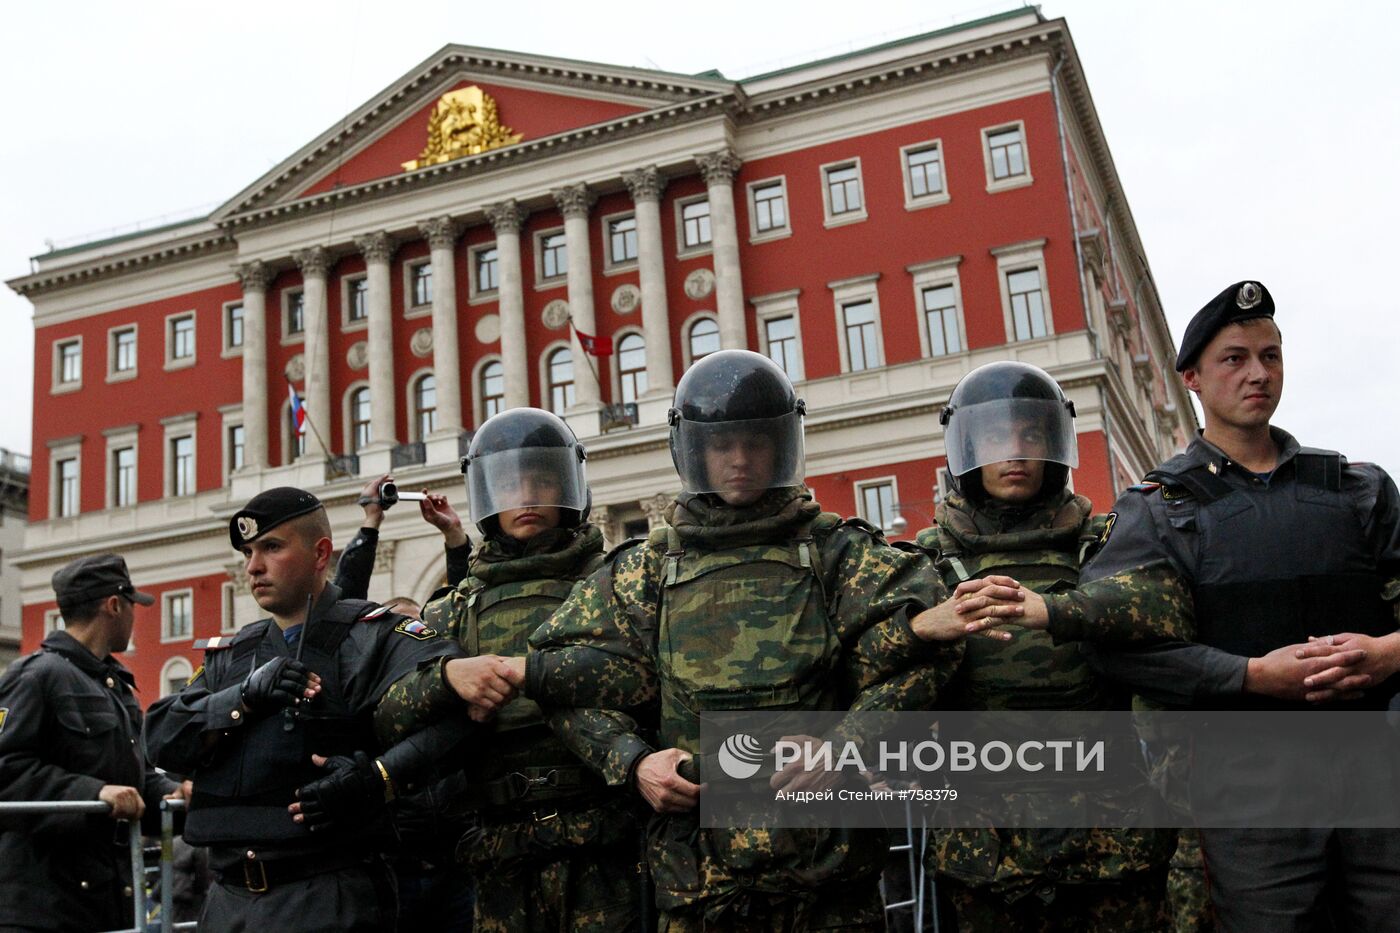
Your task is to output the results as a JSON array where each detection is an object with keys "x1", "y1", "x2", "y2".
[
  {"x1": 611, "y1": 284, "x2": 641, "y2": 315},
  {"x1": 347, "y1": 341, "x2": 369, "y2": 370},
  {"x1": 284, "y1": 354, "x2": 305, "y2": 381},
  {"x1": 684, "y1": 268, "x2": 715, "y2": 300},
  {"x1": 410, "y1": 328, "x2": 434, "y2": 358},
  {"x1": 542, "y1": 299, "x2": 570, "y2": 330},
  {"x1": 475, "y1": 314, "x2": 501, "y2": 345}
]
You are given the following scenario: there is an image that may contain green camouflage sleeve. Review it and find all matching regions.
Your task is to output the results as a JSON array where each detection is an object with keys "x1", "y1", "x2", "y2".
[
  {"x1": 525, "y1": 545, "x2": 660, "y2": 713},
  {"x1": 821, "y1": 522, "x2": 960, "y2": 700},
  {"x1": 545, "y1": 706, "x2": 655, "y2": 786},
  {"x1": 1045, "y1": 561, "x2": 1195, "y2": 644},
  {"x1": 373, "y1": 656, "x2": 463, "y2": 747}
]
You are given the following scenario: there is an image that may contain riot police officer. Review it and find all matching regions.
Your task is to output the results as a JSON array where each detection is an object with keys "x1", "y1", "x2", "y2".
[
  {"x1": 377, "y1": 407, "x2": 644, "y2": 932},
  {"x1": 969, "y1": 283, "x2": 1400, "y2": 931},
  {"x1": 918, "y1": 362, "x2": 1173, "y2": 930},
  {"x1": 144, "y1": 487, "x2": 468, "y2": 932}
]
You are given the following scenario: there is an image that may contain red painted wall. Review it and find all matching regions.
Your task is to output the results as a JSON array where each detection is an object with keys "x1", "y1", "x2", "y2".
[{"x1": 298, "y1": 81, "x2": 649, "y2": 197}]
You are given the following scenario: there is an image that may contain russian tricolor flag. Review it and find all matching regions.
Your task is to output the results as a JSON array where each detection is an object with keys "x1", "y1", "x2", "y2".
[{"x1": 288, "y1": 384, "x2": 307, "y2": 434}]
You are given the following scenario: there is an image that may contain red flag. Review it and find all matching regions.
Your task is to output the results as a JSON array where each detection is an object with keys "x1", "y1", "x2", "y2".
[{"x1": 574, "y1": 328, "x2": 613, "y2": 357}]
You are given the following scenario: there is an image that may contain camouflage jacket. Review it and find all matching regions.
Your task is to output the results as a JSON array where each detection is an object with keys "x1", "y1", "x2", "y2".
[
  {"x1": 917, "y1": 491, "x2": 1175, "y2": 893},
  {"x1": 524, "y1": 487, "x2": 961, "y2": 913}
]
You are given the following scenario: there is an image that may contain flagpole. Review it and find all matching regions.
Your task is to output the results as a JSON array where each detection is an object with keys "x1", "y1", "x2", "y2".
[
  {"x1": 284, "y1": 374, "x2": 334, "y2": 463},
  {"x1": 566, "y1": 316, "x2": 604, "y2": 394}
]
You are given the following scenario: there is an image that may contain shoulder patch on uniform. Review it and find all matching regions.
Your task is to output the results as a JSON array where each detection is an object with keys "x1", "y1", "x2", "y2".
[
  {"x1": 194, "y1": 636, "x2": 235, "y2": 651},
  {"x1": 186, "y1": 665, "x2": 204, "y2": 686},
  {"x1": 393, "y1": 618, "x2": 437, "y2": 640},
  {"x1": 360, "y1": 604, "x2": 393, "y2": 621},
  {"x1": 1098, "y1": 512, "x2": 1117, "y2": 548},
  {"x1": 1127, "y1": 482, "x2": 1162, "y2": 494},
  {"x1": 1160, "y1": 485, "x2": 1190, "y2": 501},
  {"x1": 0, "y1": 708, "x2": 9, "y2": 735}
]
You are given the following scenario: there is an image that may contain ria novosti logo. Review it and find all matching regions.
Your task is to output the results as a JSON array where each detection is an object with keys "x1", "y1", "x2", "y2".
[{"x1": 717, "y1": 733, "x2": 766, "y2": 779}]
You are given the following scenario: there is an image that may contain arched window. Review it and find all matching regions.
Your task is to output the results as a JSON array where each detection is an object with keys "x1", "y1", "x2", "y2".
[
  {"x1": 618, "y1": 333, "x2": 647, "y2": 405},
  {"x1": 414, "y1": 375, "x2": 437, "y2": 439},
  {"x1": 160, "y1": 656, "x2": 193, "y2": 699},
  {"x1": 349, "y1": 387, "x2": 371, "y2": 453},
  {"x1": 547, "y1": 348, "x2": 575, "y2": 414},
  {"x1": 480, "y1": 361, "x2": 504, "y2": 420},
  {"x1": 688, "y1": 317, "x2": 720, "y2": 363}
]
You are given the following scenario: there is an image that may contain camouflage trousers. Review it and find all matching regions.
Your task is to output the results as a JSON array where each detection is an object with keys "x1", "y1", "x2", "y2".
[
  {"x1": 941, "y1": 870, "x2": 1170, "y2": 933},
  {"x1": 657, "y1": 879, "x2": 884, "y2": 933},
  {"x1": 1167, "y1": 830, "x2": 1214, "y2": 933},
  {"x1": 472, "y1": 836, "x2": 642, "y2": 933}
]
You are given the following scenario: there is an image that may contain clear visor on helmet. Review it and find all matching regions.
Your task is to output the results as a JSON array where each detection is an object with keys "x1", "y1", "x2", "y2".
[
  {"x1": 673, "y1": 411, "x2": 805, "y2": 497},
  {"x1": 466, "y1": 447, "x2": 587, "y2": 526},
  {"x1": 943, "y1": 398, "x2": 1078, "y2": 476}
]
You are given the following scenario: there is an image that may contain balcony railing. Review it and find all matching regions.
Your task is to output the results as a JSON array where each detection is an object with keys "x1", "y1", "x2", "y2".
[
  {"x1": 391, "y1": 442, "x2": 426, "y2": 469},
  {"x1": 601, "y1": 402, "x2": 639, "y2": 433}
]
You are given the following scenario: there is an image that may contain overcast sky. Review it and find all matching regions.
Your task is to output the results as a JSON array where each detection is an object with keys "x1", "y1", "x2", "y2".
[{"x1": 4, "y1": 0, "x2": 1396, "y2": 471}]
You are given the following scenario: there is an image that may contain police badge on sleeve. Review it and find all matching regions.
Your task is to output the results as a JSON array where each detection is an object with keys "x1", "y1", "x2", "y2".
[
  {"x1": 393, "y1": 619, "x2": 438, "y2": 640},
  {"x1": 0, "y1": 708, "x2": 9, "y2": 735}
]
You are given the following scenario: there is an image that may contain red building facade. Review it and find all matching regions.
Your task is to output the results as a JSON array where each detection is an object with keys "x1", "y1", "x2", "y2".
[{"x1": 9, "y1": 10, "x2": 1193, "y2": 700}]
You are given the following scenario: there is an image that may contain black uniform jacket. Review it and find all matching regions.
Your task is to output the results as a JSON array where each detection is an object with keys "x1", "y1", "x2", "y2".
[{"x1": 0, "y1": 630, "x2": 175, "y2": 931}]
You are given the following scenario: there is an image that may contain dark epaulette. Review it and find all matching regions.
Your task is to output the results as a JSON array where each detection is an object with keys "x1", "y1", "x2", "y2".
[
  {"x1": 194, "y1": 620, "x2": 267, "y2": 652},
  {"x1": 1126, "y1": 482, "x2": 1162, "y2": 494},
  {"x1": 1295, "y1": 447, "x2": 1344, "y2": 492},
  {"x1": 357, "y1": 603, "x2": 396, "y2": 622}
]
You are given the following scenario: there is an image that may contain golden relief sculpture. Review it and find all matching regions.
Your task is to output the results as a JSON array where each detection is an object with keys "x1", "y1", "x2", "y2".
[{"x1": 402, "y1": 86, "x2": 524, "y2": 171}]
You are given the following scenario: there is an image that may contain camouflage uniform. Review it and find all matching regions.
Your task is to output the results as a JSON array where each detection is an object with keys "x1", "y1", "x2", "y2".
[
  {"x1": 919, "y1": 490, "x2": 1174, "y2": 932},
  {"x1": 378, "y1": 524, "x2": 647, "y2": 933},
  {"x1": 524, "y1": 487, "x2": 961, "y2": 930}
]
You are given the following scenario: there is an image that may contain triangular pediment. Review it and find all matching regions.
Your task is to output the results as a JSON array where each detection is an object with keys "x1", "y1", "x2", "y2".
[{"x1": 212, "y1": 45, "x2": 733, "y2": 221}]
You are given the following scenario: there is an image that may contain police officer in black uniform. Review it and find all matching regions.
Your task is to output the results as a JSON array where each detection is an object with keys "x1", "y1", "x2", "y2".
[
  {"x1": 0, "y1": 554, "x2": 182, "y2": 932},
  {"x1": 144, "y1": 487, "x2": 471, "y2": 932},
  {"x1": 982, "y1": 282, "x2": 1400, "y2": 931}
]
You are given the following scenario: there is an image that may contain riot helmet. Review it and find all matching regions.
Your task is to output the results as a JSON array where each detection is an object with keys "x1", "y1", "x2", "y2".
[
  {"x1": 460, "y1": 407, "x2": 590, "y2": 536},
  {"x1": 940, "y1": 361, "x2": 1078, "y2": 502},
  {"x1": 669, "y1": 349, "x2": 806, "y2": 502}
]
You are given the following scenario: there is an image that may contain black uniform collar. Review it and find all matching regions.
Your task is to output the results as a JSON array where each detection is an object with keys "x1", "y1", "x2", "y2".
[
  {"x1": 41, "y1": 629, "x2": 136, "y2": 689},
  {"x1": 1185, "y1": 426, "x2": 1301, "y2": 479}
]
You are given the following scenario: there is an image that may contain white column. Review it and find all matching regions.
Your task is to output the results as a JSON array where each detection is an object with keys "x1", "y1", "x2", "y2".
[
  {"x1": 355, "y1": 232, "x2": 397, "y2": 448},
  {"x1": 419, "y1": 216, "x2": 463, "y2": 435},
  {"x1": 553, "y1": 183, "x2": 601, "y2": 437},
  {"x1": 236, "y1": 261, "x2": 272, "y2": 471},
  {"x1": 484, "y1": 200, "x2": 530, "y2": 412},
  {"x1": 293, "y1": 247, "x2": 332, "y2": 461},
  {"x1": 623, "y1": 166, "x2": 674, "y2": 425},
  {"x1": 697, "y1": 148, "x2": 748, "y2": 350}
]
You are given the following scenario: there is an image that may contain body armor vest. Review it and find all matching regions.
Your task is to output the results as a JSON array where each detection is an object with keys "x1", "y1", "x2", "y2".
[
  {"x1": 1147, "y1": 448, "x2": 1395, "y2": 710},
  {"x1": 456, "y1": 540, "x2": 606, "y2": 809},
  {"x1": 184, "y1": 601, "x2": 377, "y2": 847}
]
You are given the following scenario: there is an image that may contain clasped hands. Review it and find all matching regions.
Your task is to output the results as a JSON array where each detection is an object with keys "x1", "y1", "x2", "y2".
[
  {"x1": 445, "y1": 655, "x2": 527, "y2": 722},
  {"x1": 910, "y1": 574, "x2": 1048, "y2": 643}
]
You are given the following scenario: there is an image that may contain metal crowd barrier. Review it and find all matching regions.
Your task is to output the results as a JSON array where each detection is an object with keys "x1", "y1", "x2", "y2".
[
  {"x1": 0, "y1": 797, "x2": 196, "y2": 933},
  {"x1": 883, "y1": 798, "x2": 938, "y2": 933}
]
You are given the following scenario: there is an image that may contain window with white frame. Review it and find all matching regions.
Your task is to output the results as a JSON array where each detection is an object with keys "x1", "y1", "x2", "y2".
[
  {"x1": 413, "y1": 374, "x2": 437, "y2": 439},
  {"x1": 547, "y1": 348, "x2": 575, "y2": 414},
  {"x1": 608, "y1": 215, "x2": 638, "y2": 266},
  {"x1": 474, "y1": 246, "x2": 499, "y2": 294},
  {"x1": 56, "y1": 456, "x2": 79, "y2": 517},
  {"x1": 983, "y1": 122, "x2": 1033, "y2": 192},
  {"x1": 479, "y1": 362, "x2": 504, "y2": 422},
  {"x1": 167, "y1": 313, "x2": 195, "y2": 366},
  {"x1": 749, "y1": 179, "x2": 788, "y2": 236},
  {"x1": 348, "y1": 387, "x2": 371, "y2": 453},
  {"x1": 934, "y1": 466, "x2": 955, "y2": 504},
  {"x1": 687, "y1": 317, "x2": 720, "y2": 364},
  {"x1": 224, "y1": 303, "x2": 244, "y2": 352},
  {"x1": 857, "y1": 479, "x2": 898, "y2": 531},
  {"x1": 110, "y1": 327, "x2": 137, "y2": 378},
  {"x1": 539, "y1": 232, "x2": 567, "y2": 281},
  {"x1": 680, "y1": 198, "x2": 711, "y2": 249},
  {"x1": 346, "y1": 276, "x2": 368, "y2": 324},
  {"x1": 112, "y1": 446, "x2": 136, "y2": 507},
  {"x1": 822, "y1": 161, "x2": 865, "y2": 223},
  {"x1": 55, "y1": 338, "x2": 82, "y2": 390},
  {"x1": 765, "y1": 316, "x2": 799, "y2": 378},
  {"x1": 409, "y1": 262, "x2": 433, "y2": 308},
  {"x1": 285, "y1": 290, "x2": 305, "y2": 337},
  {"x1": 170, "y1": 435, "x2": 195, "y2": 496},
  {"x1": 902, "y1": 141, "x2": 949, "y2": 207},
  {"x1": 160, "y1": 656, "x2": 193, "y2": 698},
  {"x1": 617, "y1": 333, "x2": 647, "y2": 405},
  {"x1": 921, "y1": 285, "x2": 962, "y2": 357},
  {"x1": 162, "y1": 590, "x2": 193, "y2": 642},
  {"x1": 221, "y1": 582, "x2": 238, "y2": 633},
  {"x1": 841, "y1": 301, "x2": 880, "y2": 372},
  {"x1": 45, "y1": 609, "x2": 65, "y2": 633},
  {"x1": 228, "y1": 424, "x2": 244, "y2": 476},
  {"x1": 1006, "y1": 269, "x2": 1048, "y2": 341}
]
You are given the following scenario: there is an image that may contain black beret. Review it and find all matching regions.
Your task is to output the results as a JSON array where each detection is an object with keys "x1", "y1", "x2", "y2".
[
  {"x1": 1175, "y1": 280, "x2": 1275, "y2": 371},
  {"x1": 52, "y1": 554, "x2": 155, "y2": 608},
  {"x1": 229, "y1": 486, "x2": 323, "y2": 550}
]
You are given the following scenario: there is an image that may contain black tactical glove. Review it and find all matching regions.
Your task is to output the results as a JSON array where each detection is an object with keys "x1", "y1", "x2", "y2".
[
  {"x1": 239, "y1": 657, "x2": 313, "y2": 716},
  {"x1": 294, "y1": 751, "x2": 389, "y2": 832}
]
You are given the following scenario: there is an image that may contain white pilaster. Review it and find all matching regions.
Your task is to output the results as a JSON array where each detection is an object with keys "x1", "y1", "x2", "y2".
[
  {"x1": 553, "y1": 183, "x2": 602, "y2": 438},
  {"x1": 420, "y1": 216, "x2": 463, "y2": 436},
  {"x1": 697, "y1": 149, "x2": 748, "y2": 350},
  {"x1": 236, "y1": 261, "x2": 272, "y2": 471},
  {"x1": 623, "y1": 166, "x2": 674, "y2": 426},
  {"x1": 292, "y1": 246, "x2": 332, "y2": 460},
  {"x1": 485, "y1": 200, "x2": 530, "y2": 413}
]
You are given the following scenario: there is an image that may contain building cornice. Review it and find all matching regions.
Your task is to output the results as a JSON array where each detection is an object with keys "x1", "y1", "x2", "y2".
[{"x1": 8, "y1": 230, "x2": 235, "y2": 299}]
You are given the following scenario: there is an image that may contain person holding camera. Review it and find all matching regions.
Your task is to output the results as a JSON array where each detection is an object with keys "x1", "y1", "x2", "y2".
[{"x1": 335, "y1": 474, "x2": 473, "y2": 600}]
